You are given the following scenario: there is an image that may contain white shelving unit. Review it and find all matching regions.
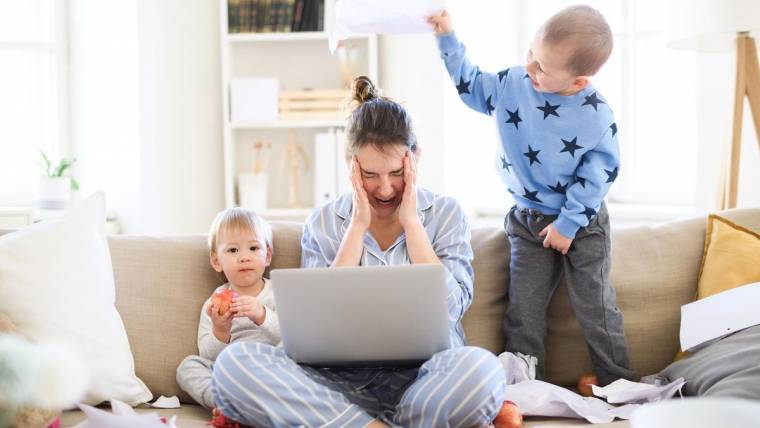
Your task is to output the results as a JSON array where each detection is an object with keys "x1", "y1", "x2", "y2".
[{"x1": 219, "y1": 0, "x2": 378, "y2": 221}]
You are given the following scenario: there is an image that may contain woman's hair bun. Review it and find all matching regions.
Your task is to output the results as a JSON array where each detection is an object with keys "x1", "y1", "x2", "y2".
[{"x1": 351, "y1": 76, "x2": 378, "y2": 104}]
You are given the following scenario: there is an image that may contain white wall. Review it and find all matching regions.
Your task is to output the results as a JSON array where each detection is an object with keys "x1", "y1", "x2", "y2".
[
  {"x1": 69, "y1": 0, "x2": 142, "y2": 232},
  {"x1": 379, "y1": 34, "x2": 445, "y2": 194},
  {"x1": 136, "y1": 0, "x2": 224, "y2": 234},
  {"x1": 695, "y1": 52, "x2": 760, "y2": 212},
  {"x1": 69, "y1": 0, "x2": 224, "y2": 234}
]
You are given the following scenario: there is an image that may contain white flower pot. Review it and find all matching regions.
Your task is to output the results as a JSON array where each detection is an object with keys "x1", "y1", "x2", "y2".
[
  {"x1": 37, "y1": 176, "x2": 71, "y2": 209},
  {"x1": 238, "y1": 173, "x2": 268, "y2": 211}
]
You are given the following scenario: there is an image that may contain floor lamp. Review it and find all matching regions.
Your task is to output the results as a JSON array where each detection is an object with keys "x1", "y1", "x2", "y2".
[{"x1": 667, "y1": 0, "x2": 760, "y2": 209}]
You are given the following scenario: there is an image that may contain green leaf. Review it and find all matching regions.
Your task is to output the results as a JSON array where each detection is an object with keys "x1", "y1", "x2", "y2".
[
  {"x1": 38, "y1": 148, "x2": 53, "y2": 177},
  {"x1": 70, "y1": 177, "x2": 80, "y2": 191},
  {"x1": 54, "y1": 158, "x2": 76, "y2": 177}
]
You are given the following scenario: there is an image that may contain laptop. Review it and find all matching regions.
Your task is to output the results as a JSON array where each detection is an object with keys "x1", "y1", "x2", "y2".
[{"x1": 270, "y1": 264, "x2": 450, "y2": 366}]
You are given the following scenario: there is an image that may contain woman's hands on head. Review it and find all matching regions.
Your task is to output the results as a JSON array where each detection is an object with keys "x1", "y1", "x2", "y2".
[
  {"x1": 350, "y1": 156, "x2": 372, "y2": 232},
  {"x1": 398, "y1": 151, "x2": 420, "y2": 230}
]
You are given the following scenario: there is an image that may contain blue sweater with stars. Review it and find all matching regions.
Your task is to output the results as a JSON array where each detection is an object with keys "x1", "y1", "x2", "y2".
[{"x1": 437, "y1": 32, "x2": 620, "y2": 238}]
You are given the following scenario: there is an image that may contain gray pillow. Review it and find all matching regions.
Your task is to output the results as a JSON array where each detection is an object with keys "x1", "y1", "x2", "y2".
[{"x1": 660, "y1": 325, "x2": 760, "y2": 400}]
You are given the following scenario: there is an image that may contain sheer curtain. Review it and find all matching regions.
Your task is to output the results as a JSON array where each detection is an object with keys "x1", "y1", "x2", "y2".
[{"x1": 0, "y1": 0, "x2": 66, "y2": 206}]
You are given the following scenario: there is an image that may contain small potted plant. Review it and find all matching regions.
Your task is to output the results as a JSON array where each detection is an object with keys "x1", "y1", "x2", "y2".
[{"x1": 37, "y1": 149, "x2": 79, "y2": 209}]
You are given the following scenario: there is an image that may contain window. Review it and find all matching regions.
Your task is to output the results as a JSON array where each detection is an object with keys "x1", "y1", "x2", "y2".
[
  {"x1": 0, "y1": 0, "x2": 67, "y2": 206},
  {"x1": 445, "y1": 0, "x2": 698, "y2": 214}
]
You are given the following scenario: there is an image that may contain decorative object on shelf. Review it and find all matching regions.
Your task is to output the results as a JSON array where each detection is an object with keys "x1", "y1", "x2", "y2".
[
  {"x1": 335, "y1": 40, "x2": 360, "y2": 88},
  {"x1": 667, "y1": 0, "x2": 760, "y2": 209},
  {"x1": 279, "y1": 88, "x2": 350, "y2": 120},
  {"x1": 238, "y1": 140, "x2": 272, "y2": 211},
  {"x1": 36, "y1": 149, "x2": 78, "y2": 210},
  {"x1": 281, "y1": 132, "x2": 310, "y2": 208},
  {"x1": 230, "y1": 77, "x2": 280, "y2": 122}
]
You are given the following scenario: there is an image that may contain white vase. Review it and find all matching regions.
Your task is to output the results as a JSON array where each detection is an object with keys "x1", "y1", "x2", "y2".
[
  {"x1": 37, "y1": 176, "x2": 71, "y2": 209},
  {"x1": 238, "y1": 173, "x2": 268, "y2": 211}
]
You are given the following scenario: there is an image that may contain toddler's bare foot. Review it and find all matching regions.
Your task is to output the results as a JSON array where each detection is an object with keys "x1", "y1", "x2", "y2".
[
  {"x1": 577, "y1": 373, "x2": 598, "y2": 397},
  {"x1": 493, "y1": 400, "x2": 523, "y2": 428}
]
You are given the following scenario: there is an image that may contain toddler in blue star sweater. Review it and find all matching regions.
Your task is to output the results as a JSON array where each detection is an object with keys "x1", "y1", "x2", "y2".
[{"x1": 429, "y1": 5, "x2": 635, "y2": 387}]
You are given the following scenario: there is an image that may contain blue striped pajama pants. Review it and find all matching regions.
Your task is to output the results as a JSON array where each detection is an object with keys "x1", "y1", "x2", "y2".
[{"x1": 211, "y1": 343, "x2": 506, "y2": 428}]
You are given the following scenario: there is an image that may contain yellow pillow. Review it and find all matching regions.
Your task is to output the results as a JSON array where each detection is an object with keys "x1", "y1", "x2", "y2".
[
  {"x1": 674, "y1": 214, "x2": 760, "y2": 360},
  {"x1": 697, "y1": 214, "x2": 760, "y2": 299}
]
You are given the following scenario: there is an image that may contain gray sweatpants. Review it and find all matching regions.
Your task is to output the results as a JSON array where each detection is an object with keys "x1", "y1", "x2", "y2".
[
  {"x1": 176, "y1": 355, "x2": 216, "y2": 409},
  {"x1": 503, "y1": 203, "x2": 635, "y2": 386}
]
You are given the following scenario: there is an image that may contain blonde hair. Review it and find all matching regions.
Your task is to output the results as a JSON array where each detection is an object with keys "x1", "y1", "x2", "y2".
[
  {"x1": 345, "y1": 76, "x2": 417, "y2": 161},
  {"x1": 538, "y1": 5, "x2": 613, "y2": 76},
  {"x1": 208, "y1": 208, "x2": 273, "y2": 255}
]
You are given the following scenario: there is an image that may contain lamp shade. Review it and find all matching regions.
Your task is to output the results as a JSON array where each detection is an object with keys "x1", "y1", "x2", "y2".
[{"x1": 667, "y1": 0, "x2": 760, "y2": 52}]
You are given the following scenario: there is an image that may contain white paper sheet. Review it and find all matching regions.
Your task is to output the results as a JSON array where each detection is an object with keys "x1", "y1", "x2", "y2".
[
  {"x1": 680, "y1": 282, "x2": 760, "y2": 351},
  {"x1": 73, "y1": 399, "x2": 177, "y2": 428},
  {"x1": 503, "y1": 380, "x2": 639, "y2": 423},
  {"x1": 591, "y1": 378, "x2": 685, "y2": 404},
  {"x1": 329, "y1": 0, "x2": 446, "y2": 51},
  {"x1": 149, "y1": 395, "x2": 181, "y2": 409}
]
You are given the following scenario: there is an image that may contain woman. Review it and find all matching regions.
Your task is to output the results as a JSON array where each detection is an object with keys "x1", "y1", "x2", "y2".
[{"x1": 212, "y1": 76, "x2": 506, "y2": 427}]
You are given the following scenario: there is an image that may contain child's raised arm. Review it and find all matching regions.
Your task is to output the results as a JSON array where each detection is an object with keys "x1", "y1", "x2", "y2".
[{"x1": 432, "y1": 11, "x2": 508, "y2": 118}]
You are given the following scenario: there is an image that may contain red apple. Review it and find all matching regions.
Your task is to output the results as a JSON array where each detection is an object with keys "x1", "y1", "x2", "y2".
[
  {"x1": 577, "y1": 373, "x2": 598, "y2": 397},
  {"x1": 493, "y1": 400, "x2": 523, "y2": 428},
  {"x1": 212, "y1": 289, "x2": 237, "y2": 316}
]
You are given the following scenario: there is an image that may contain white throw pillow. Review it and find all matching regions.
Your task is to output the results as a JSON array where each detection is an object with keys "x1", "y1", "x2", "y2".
[{"x1": 0, "y1": 192, "x2": 152, "y2": 406}]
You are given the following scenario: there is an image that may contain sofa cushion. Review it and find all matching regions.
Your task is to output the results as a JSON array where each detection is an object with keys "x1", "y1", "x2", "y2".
[
  {"x1": 697, "y1": 214, "x2": 760, "y2": 299},
  {"x1": 0, "y1": 192, "x2": 151, "y2": 406},
  {"x1": 462, "y1": 227, "x2": 509, "y2": 353}
]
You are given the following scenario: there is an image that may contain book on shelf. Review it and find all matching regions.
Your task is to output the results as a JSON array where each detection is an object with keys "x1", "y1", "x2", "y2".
[{"x1": 228, "y1": 0, "x2": 321, "y2": 34}]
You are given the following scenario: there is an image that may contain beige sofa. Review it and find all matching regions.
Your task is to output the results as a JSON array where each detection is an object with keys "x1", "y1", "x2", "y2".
[{"x1": 57, "y1": 207, "x2": 760, "y2": 428}]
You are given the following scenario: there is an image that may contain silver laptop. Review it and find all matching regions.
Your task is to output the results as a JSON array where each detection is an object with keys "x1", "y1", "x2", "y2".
[{"x1": 270, "y1": 264, "x2": 450, "y2": 366}]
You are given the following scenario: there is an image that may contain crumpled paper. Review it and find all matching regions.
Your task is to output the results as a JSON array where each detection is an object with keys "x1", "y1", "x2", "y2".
[
  {"x1": 73, "y1": 399, "x2": 178, "y2": 428},
  {"x1": 329, "y1": 0, "x2": 445, "y2": 52},
  {"x1": 503, "y1": 377, "x2": 685, "y2": 424},
  {"x1": 149, "y1": 396, "x2": 181, "y2": 409},
  {"x1": 504, "y1": 380, "x2": 639, "y2": 424},
  {"x1": 592, "y1": 378, "x2": 686, "y2": 404},
  {"x1": 498, "y1": 351, "x2": 537, "y2": 384}
]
